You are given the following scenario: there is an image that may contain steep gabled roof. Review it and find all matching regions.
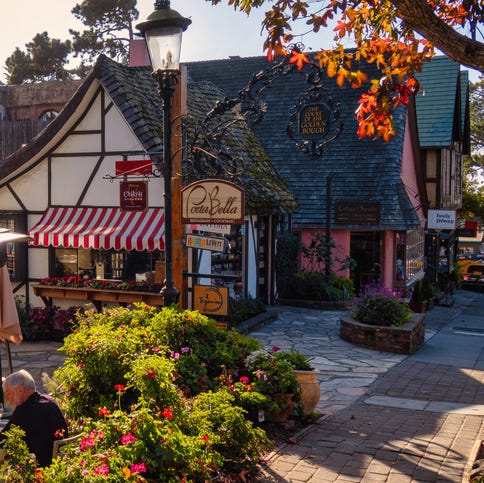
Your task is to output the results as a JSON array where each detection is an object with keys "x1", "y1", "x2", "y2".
[
  {"x1": 414, "y1": 56, "x2": 466, "y2": 149},
  {"x1": 0, "y1": 55, "x2": 296, "y2": 215},
  {"x1": 187, "y1": 56, "x2": 421, "y2": 230}
]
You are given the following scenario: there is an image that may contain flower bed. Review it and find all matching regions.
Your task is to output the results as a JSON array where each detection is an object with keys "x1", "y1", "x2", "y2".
[
  {"x1": 38, "y1": 276, "x2": 164, "y2": 293},
  {"x1": 340, "y1": 313, "x2": 425, "y2": 354}
]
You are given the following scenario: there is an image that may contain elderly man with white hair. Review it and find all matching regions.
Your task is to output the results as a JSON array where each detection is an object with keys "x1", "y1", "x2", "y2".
[{"x1": 0, "y1": 370, "x2": 68, "y2": 467}]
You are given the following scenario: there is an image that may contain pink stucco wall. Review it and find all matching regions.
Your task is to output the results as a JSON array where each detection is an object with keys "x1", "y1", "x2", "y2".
[{"x1": 300, "y1": 229, "x2": 350, "y2": 278}]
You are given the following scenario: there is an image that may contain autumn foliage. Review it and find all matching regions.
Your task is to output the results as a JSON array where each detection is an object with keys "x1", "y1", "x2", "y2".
[{"x1": 211, "y1": 0, "x2": 483, "y2": 140}]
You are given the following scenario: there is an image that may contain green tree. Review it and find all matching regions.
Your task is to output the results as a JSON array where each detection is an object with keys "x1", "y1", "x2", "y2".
[
  {"x1": 5, "y1": 33, "x2": 72, "y2": 84},
  {"x1": 69, "y1": 0, "x2": 139, "y2": 66},
  {"x1": 210, "y1": 0, "x2": 483, "y2": 140},
  {"x1": 461, "y1": 77, "x2": 484, "y2": 221},
  {"x1": 3, "y1": 0, "x2": 139, "y2": 84}
]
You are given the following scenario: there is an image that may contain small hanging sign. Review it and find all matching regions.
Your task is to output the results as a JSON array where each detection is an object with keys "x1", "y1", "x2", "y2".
[
  {"x1": 194, "y1": 285, "x2": 228, "y2": 316},
  {"x1": 120, "y1": 181, "x2": 148, "y2": 211}
]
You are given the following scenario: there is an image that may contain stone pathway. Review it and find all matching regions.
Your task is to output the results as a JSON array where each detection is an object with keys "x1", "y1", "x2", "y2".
[{"x1": 250, "y1": 307, "x2": 406, "y2": 415}]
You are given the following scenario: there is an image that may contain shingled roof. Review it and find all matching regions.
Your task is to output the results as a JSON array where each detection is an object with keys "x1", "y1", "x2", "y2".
[
  {"x1": 187, "y1": 56, "x2": 421, "y2": 230},
  {"x1": 0, "y1": 55, "x2": 296, "y2": 215},
  {"x1": 414, "y1": 56, "x2": 470, "y2": 153}
]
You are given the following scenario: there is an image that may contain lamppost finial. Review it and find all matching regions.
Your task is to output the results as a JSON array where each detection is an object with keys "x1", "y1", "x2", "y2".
[{"x1": 154, "y1": 0, "x2": 170, "y2": 9}]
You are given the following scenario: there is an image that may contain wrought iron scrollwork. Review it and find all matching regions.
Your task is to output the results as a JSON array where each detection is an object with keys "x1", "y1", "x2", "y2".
[{"x1": 186, "y1": 43, "x2": 343, "y2": 181}]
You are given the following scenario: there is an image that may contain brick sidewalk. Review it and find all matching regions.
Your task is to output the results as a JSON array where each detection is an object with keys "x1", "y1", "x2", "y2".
[{"x1": 257, "y1": 359, "x2": 484, "y2": 482}]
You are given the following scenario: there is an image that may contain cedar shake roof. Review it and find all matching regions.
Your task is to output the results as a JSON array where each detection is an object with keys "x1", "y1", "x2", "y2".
[
  {"x1": 186, "y1": 56, "x2": 421, "y2": 230},
  {"x1": 0, "y1": 55, "x2": 296, "y2": 215}
]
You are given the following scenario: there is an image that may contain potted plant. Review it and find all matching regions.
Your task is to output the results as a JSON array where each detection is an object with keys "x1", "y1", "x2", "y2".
[
  {"x1": 244, "y1": 349, "x2": 301, "y2": 422},
  {"x1": 273, "y1": 348, "x2": 320, "y2": 415},
  {"x1": 409, "y1": 279, "x2": 427, "y2": 313},
  {"x1": 421, "y1": 278, "x2": 437, "y2": 310}
]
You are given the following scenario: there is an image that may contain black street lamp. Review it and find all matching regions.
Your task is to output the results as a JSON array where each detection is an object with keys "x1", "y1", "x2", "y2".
[{"x1": 136, "y1": 1, "x2": 191, "y2": 306}]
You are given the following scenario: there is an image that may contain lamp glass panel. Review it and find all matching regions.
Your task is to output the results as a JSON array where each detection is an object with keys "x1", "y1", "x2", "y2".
[{"x1": 145, "y1": 26, "x2": 183, "y2": 70}]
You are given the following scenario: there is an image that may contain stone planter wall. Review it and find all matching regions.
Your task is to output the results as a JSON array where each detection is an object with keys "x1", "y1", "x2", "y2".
[{"x1": 340, "y1": 313, "x2": 425, "y2": 354}]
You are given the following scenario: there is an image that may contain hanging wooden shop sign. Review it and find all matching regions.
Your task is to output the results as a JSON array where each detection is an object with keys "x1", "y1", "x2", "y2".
[
  {"x1": 181, "y1": 179, "x2": 244, "y2": 225},
  {"x1": 194, "y1": 285, "x2": 228, "y2": 316},
  {"x1": 120, "y1": 180, "x2": 148, "y2": 211},
  {"x1": 115, "y1": 160, "x2": 152, "y2": 176}
]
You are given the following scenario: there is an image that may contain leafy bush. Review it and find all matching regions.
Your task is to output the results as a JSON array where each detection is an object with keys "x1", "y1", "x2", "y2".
[
  {"x1": 352, "y1": 282, "x2": 411, "y2": 327},
  {"x1": 287, "y1": 272, "x2": 354, "y2": 301},
  {"x1": 227, "y1": 295, "x2": 266, "y2": 325},
  {"x1": 54, "y1": 305, "x2": 262, "y2": 418},
  {"x1": 15, "y1": 298, "x2": 82, "y2": 341}
]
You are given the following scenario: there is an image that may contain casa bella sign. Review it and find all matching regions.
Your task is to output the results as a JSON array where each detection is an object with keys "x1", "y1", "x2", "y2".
[{"x1": 181, "y1": 179, "x2": 244, "y2": 225}]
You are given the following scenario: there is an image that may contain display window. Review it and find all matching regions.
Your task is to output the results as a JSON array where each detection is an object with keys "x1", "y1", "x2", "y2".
[
  {"x1": 52, "y1": 248, "x2": 162, "y2": 282},
  {"x1": 0, "y1": 213, "x2": 28, "y2": 282}
]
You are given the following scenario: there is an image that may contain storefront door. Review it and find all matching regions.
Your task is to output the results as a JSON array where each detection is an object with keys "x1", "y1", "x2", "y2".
[{"x1": 350, "y1": 231, "x2": 382, "y2": 293}]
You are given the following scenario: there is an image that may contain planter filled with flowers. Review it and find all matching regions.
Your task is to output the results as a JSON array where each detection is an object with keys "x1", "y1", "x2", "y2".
[{"x1": 340, "y1": 282, "x2": 425, "y2": 354}]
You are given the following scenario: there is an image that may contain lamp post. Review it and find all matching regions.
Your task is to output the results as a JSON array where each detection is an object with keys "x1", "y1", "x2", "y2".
[{"x1": 136, "y1": 1, "x2": 191, "y2": 306}]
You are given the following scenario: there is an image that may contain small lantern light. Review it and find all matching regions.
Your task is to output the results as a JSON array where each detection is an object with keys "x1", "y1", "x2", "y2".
[{"x1": 136, "y1": 0, "x2": 191, "y2": 72}]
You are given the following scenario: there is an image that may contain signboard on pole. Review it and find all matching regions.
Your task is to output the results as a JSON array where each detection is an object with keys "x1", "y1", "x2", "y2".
[
  {"x1": 186, "y1": 234, "x2": 225, "y2": 252},
  {"x1": 181, "y1": 179, "x2": 244, "y2": 224},
  {"x1": 427, "y1": 210, "x2": 456, "y2": 230},
  {"x1": 194, "y1": 285, "x2": 228, "y2": 316}
]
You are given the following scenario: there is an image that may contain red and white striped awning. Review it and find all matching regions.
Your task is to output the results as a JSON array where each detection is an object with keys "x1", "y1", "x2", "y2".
[{"x1": 29, "y1": 207, "x2": 165, "y2": 251}]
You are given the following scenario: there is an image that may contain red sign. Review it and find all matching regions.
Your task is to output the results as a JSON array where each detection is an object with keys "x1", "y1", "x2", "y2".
[
  {"x1": 115, "y1": 160, "x2": 152, "y2": 176},
  {"x1": 464, "y1": 220, "x2": 478, "y2": 237},
  {"x1": 120, "y1": 181, "x2": 148, "y2": 211}
]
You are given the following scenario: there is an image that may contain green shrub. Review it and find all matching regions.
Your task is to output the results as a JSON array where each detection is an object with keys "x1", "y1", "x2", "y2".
[
  {"x1": 54, "y1": 305, "x2": 262, "y2": 417},
  {"x1": 287, "y1": 272, "x2": 354, "y2": 301},
  {"x1": 227, "y1": 296, "x2": 266, "y2": 325},
  {"x1": 352, "y1": 282, "x2": 411, "y2": 327},
  {"x1": 187, "y1": 390, "x2": 272, "y2": 471}
]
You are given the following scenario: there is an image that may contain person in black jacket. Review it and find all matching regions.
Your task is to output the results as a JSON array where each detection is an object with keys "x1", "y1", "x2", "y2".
[{"x1": 0, "y1": 370, "x2": 68, "y2": 467}]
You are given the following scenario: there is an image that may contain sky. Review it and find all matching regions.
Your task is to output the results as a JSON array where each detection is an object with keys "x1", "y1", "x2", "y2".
[{"x1": 0, "y1": 0, "x2": 480, "y2": 82}]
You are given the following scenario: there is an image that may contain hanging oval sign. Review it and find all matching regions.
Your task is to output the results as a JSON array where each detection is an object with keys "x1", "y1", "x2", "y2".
[{"x1": 181, "y1": 179, "x2": 244, "y2": 225}]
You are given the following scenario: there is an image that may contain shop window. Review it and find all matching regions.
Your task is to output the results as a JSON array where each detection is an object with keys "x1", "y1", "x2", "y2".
[
  {"x1": 52, "y1": 248, "x2": 161, "y2": 281},
  {"x1": 211, "y1": 225, "x2": 243, "y2": 293},
  {"x1": 0, "y1": 213, "x2": 27, "y2": 282},
  {"x1": 404, "y1": 229, "x2": 425, "y2": 283}
]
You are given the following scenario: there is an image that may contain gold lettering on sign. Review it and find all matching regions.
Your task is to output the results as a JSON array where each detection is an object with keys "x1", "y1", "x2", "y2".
[{"x1": 300, "y1": 105, "x2": 328, "y2": 136}]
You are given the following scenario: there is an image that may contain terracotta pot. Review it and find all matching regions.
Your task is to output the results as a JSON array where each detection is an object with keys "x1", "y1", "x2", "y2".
[
  {"x1": 291, "y1": 370, "x2": 320, "y2": 414},
  {"x1": 271, "y1": 393, "x2": 294, "y2": 422}
]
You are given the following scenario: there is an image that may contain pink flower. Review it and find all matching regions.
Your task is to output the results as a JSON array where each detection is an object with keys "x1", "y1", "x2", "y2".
[
  {"x1": 77, "y1": 363, "x2": 84, "y2": 370},
  {"x1": 121, "y1": 432, "x2": 137, "y2": 445},
  {"x1": 130, "y1": 462, "x2": 147, "y2": 474},
  {"x1": 80, "y1": 436, "x2": 96, "y2": 451},
  {"x1": 93, "y1": 463, "x2": 109, "y2": 476},
  {"x1": 114, "y1": 384, "x2": 125, "y2": 392},
  {"x1": 272, "y1": 346, "x2": 281, "y2": 352},
  {"x1": 81, "y1": 469, "x2": 90, "y2": 476},
  {"x1": 152, "y1": 346, "x2": 160, "y2": 353},
  {"x1": 239, "y1": 376, "x2": 250, "y2": 384}
]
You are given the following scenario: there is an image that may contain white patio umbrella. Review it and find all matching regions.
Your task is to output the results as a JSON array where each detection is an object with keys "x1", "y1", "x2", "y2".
[{"x1": 0, "y1": 230, "x2": 29, "y2": 406}]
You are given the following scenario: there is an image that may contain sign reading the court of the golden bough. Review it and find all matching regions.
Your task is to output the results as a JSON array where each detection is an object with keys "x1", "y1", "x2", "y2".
[{"x1": 181, "y1": 179, "x2": 244, "y2": 225}]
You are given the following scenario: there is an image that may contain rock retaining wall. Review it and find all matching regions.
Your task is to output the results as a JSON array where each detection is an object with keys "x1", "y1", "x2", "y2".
[{"x1": 340, "y1": 313, "x2": 425, "y2": 354}]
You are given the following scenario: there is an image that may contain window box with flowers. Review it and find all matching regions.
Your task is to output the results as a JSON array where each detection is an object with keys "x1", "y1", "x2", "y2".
[
  {"x1": 340, "y1": 282, "x2": 425, "y2": 354},
  {"x1": 33, "y1": 276, "x2": 164, "y2": 310}
]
